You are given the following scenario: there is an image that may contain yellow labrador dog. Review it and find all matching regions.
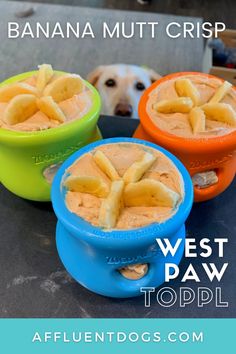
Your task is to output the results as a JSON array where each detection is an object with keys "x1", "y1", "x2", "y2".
[{"x1": 87, "y1": 64, "x2": 161, "y2": 118}]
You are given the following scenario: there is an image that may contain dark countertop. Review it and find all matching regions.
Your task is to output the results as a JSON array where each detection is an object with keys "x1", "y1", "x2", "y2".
[{"x1": 0, "y1": 115, "x2": 235, "y2": 318}]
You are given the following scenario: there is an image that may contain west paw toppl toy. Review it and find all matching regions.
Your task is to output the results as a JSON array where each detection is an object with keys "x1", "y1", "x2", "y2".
[
  {"x1": 135, "y1": 72, "x2": 236, "y2": 202},
  {"x1": 51, "y1": 137, "x2": 193, "y2": 298},
  {"x1": 0, "y1": 68, "x2": 101, "y2": 201}
]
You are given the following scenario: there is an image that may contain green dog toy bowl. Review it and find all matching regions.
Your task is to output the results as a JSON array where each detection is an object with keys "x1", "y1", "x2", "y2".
[{"x1": 0, "y1": 71, "x2": 102, "y2": 201}]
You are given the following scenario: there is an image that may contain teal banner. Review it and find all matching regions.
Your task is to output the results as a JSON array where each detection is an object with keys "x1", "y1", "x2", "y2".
[{"x1": 0, "y1": 319, "x2": 234, "y2": 353}]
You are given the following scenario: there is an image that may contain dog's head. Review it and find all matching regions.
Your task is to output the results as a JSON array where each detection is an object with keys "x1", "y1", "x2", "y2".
[{"x1": 87, "y1": 64, "x2": 161, "y2": 118}]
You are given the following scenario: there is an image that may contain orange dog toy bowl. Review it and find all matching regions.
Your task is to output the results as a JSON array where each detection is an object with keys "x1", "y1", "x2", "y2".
[{"x1": 134, "y1": 72, "x2": 236, "y2": 202}]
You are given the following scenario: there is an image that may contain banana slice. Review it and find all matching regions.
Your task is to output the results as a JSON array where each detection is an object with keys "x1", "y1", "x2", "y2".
[
  {"x1": 153, "y1": 97, "x2": 193, "y2": 114},
  {"x1": 64, "y1": 175, "x2": 109, "y2": 198},
  {"x1": 3, "y1": 94, "x2": 38, "y2": 125},
  {"x1": 93, "y1": 150, "x2": 120, "y2": 181},
  {"x1": 99, "y1": 180, "x2": 124, "y2": 229},
  {"x1": 175, "y1": 78, "x2": 200, "y2": 106},
  {"x1": 36, "y1": 64, "x2": 54, "y2": 92},
  {"x1": 123, "y1": 151, "x2": 156, "y2": 184},
  {"x1": 209, "y1": 81, "x2": 232, "y2": 103},
  {"x1": 0, "y1": 83, "x2": 38, "y2": 102},
  {"x1": 43, "y1": 74, "x2": 84, "y2": 103},
  {"x1": 124, "y1": 179, "x2": 180, "y2": 208},
  {"x1": 202, "y1": 103, "x2": 236, "y2": 126},
  {"x1": 189, "y1": 107, "x2": 206, "y2": 134},
  {"x1": 37, "y1": 96, "x2": 66, "y2": 123}
]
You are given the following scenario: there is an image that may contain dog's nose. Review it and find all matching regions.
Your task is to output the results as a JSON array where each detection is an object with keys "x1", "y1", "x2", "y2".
[{"x1": 114, "y1": 103, "x2": 133, "y2": 117}]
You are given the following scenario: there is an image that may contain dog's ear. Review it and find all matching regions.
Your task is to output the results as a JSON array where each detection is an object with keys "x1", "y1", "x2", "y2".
[
  {"x1": 143, "y1": 68, "x2": 162, "y2": 84},
  {"x1": 86, "y1": 66, "x2": 105, "y2": 87}
]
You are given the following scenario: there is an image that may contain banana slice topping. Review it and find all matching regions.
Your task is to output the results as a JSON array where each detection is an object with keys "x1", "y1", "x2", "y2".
[
  {"x1": 209, "y1": 81, "x2": 232, "y2": 104},
  {"x1": 93, "y1": 150, "x2": 120, "y2": 181},
  {"x1": 153, "y1": 77, "x2": 236, "y2": 133},
  {"x1": 189, "y1": 107, "x2": 206, "y2": 134},
  {"x1": 3, "y1": 94, "x2": 38, "y2": 125},
  {"x1": 202, "y1": 103, "x2": 236, "y2": 126},
  {"x1": 64, "y1": 146, "x2": 182, "y2": 229},
  {"x1": 0, "y1": 83, "x2": 38, "y2": 102},
  {"x1": 36, "y1": 64, "x2": 54, "y2": 92},
  {"x1": 175, "y1": 78, "x2": 200, "y2": 106},
  {"x1": 64, "y1": 175, "x2": 109, "y2": 198},
  {"x1": 124, "y1": 179, "x2": 180, "y2": 208},
  {"x1": 43, "y1": 74, "x2": 84, "y2": 103},
  {"x1": 99, "y1": 180, "x2": 124, "y2": 229},
  {"x1": 37, "y1": 96, "x2": 66, "y2": 123},
  {"x1": 154, "y1": 97, "x2": 193, "y2": 114},
  {"x1": 123, "y1": 151, "x2": 156, "y2": 183},
  {"x1": 0, "y1": 64, "x2": 85, "y2": 125}
]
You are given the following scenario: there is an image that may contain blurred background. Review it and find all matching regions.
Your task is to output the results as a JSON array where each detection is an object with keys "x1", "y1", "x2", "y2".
[
  {"x1": 2, "y1": 0, "x2": 236, "y2": 28},
  {"x1": 0, "y1": 0, "x2": 235, "y2": 84}
]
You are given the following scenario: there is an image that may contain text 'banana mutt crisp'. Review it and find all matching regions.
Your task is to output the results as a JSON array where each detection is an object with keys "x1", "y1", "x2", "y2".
[
  {"x1": 147, "y1": 74, "x2": 236, "y2": 138},
  {"x1": 64, "y1": 143, "x2": 184, "y2": 230},
  {"x1": 0, "y1": 64, "x2": 93, "y2": 131}
]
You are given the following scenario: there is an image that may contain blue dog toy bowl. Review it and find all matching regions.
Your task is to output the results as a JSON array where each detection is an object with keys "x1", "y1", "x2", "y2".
[{"x1": 51, "y1": 137, "x2": 193, "y2": 298}]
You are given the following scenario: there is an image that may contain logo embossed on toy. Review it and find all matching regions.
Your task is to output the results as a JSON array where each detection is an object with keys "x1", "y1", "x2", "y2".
[
  {"x1": 32, "y1": 143, "x2": 82, "y2": 165},
  {"x1": 106, "y1": 247, "x2": 161, "y2": 265},
  {"x1": 189, "y1": 153, "x2": 233, "y2": 170}
]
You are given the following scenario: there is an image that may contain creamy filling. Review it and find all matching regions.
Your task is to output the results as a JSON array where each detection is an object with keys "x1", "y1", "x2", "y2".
[
  {"x1": 0, "y1": 74, "x2": 93, "y2": 132},
  {"x1": 119, "y1": 263, "x2": 148, "y2": 280},
  {"x1": 65, "y1": 143, "x2": 184, "y2": 230},
  {"x1": 146, "y1": 75, "x2": 236, "y2": 139}
]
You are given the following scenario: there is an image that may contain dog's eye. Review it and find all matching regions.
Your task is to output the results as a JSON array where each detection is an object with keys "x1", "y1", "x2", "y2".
[
  {"x1": 105, "y1": 79, "x2": 116, "y2": 87},
  {"x1": 135, "y1": 82, "x2": 146, "y2": 91}
]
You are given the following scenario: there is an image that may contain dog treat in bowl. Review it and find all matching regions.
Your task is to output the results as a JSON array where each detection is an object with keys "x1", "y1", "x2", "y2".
[
  {"x1": 64, "y1": 142, "x2": 184, "y2": 230},
  {"x1": 135, "y1": 72, "x2": 236, "y2": 202},
  {"x1": 51, "y1": 138, "x2": 193, "y2": 297},
  {"x1": 0, "y1": 64, "x2": 93, "y2": 132},
  {"x1": 0, "y1": 65, "x2": 101, "y2": 201},
  {"x1": 146, "y1": 75, "x2": 236, "y2": 138}
]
